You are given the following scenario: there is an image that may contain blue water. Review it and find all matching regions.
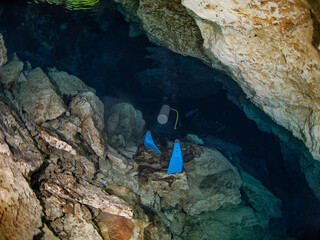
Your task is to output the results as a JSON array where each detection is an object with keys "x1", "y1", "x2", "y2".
[{"x1": 1, "y1": 1, "x2": 320, "y2": 239}]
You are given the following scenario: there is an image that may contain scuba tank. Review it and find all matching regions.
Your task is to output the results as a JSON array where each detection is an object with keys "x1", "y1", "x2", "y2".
[{"x1": 157, "y1": 104, "x2": 171, "y2": 125}]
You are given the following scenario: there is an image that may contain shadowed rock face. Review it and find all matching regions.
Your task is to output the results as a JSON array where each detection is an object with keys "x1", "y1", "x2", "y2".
[
  {"x1": 0, "y1": 33, "x2": 289, "y2": 238},
  {"x1": 115, "y1": 0, "x2": 320, "y2": 163},
  {"x1": 0, "y1": 36, "x2": 155, "y2": 239}
]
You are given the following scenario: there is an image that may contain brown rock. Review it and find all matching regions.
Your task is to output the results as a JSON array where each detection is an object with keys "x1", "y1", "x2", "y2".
[
  {"x1": 96, "y1": 212, "x2": 134, "y2": 240},
  {"x1": 40, "y1": 162, "x2": 133, "y2": 219},
  {"x1": 70, "y1": 91, "x2": 106, "y2": 159},
  {"x1": 38, "y1": 128, "x2": 77, "y2": 155},
  {"x1": 0, "y1": 96, "x2": 44, "y2": 239},
  {"x1": 0, "y1": 96, "x2": 43, "y2": 177},
  {"x1": 18, "y1": 67, "x2": 67, "y2": 124},
  {"x1": 0, "y1": 146, "x2": 43, "y2": 240},
  {"x1": 41, "y1": 224, "x2": 60, "y2": 240},
  {"x1": 44, "y1": 196, "x2": 103, "y2": 240}
]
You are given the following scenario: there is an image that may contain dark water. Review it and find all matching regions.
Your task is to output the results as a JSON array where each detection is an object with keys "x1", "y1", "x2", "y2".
[{"x1": 1, "y1": 1, "x2": 320, "y2": 239}]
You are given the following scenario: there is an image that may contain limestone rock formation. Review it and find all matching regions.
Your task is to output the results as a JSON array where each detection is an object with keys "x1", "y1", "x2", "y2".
[
  {"x1": 116, "y1": 0, "x2": 211, "y2": 64},
  {"x1": 241, "y1": 171, "x2": 282, "y2": 227},
  {"x1": 0, "y1": 44, "x2": 287, "y2": 238},
  {"x1": 115, "y1": 0, "x2": 320, "y2": 163},
  {"x1": 106, "y1": 102, "x2": 145, "y2": 148},
  {"x1": 184, "y1": 205, "x2": 279, "y2": 240},
  {"x1": 47, "y1": 68, "x2": 95, "y2": 98},
  {"x1": 183, "y1": 146, "x2": 242, "y2": 215},
  {"x1": 70, "y1": 91, "x2": 106, "y2": 159},
  {"x1": 18, "y1": 67, "x2": 67, "y2": 124},
  {"x1": 0, "y1": 34, "x2": 7, "y2": 67},
  {"x1": 182, "y1": 0, "x2": 320, "y2": 162},
  {"x1": 0, "y1": 54, "x2": 158, "y2": 239},
  {"x1": 0, "y1": 96, "x2": 51, "y2": 240},
  {"x1": 0, "y1": 54, "x2": 24, "y2": 88},
  {"x1": 98, "y1": 139, "x2": 285, "y2": 239}
]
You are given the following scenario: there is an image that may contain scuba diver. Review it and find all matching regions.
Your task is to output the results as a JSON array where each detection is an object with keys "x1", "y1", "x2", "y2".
[{"x1": 144, "y1": 98, "x2": 183, "y2": 175}]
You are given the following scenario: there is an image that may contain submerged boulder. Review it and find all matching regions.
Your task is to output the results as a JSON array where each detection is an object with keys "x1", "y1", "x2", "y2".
[
  {"x1": 241, "y1": 170, "x2": 282, "y2": 228},
  {"x1": 106, "y1": 102, "x2": 145, "y2": 149},
  {"x1": 70, "y1": 91, "x2": 106, "y2": 159},
  {"x1": 18, "y1": 67, "x2": 67, "y2": 124},
  {"x1": 185, "y1": 205, "x2": 279, "y2": 240},
  {"x1": 47, "y1": 68, "x2": 95, "y2": 98},
  {"x1": 0, "y1": 53, "x2": 24, "y2": 88}
]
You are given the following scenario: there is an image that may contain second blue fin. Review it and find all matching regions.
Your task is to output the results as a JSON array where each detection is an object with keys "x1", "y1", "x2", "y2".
[{"x1": 167, "y1": 140, "x2": 183, "y2": 174}]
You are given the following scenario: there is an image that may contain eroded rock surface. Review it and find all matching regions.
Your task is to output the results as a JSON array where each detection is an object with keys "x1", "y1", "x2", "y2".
[
  {"x1": 106, "y1": 102, "x2": 145, "y2": 149},
  {"x1": 47, "y1": 68, "x2": 95, "y2": 98},
  {"x1": 18, "y1": 67, "x2": 67, "y2": 124},
  {"x1": 182, "y1": 0, "x2": 320, "y2": 162},
  {"x1": 98, "y1": 138, "x2": 285, "y2": 239},
  {"x1": 70, "y1": 91, "x2": 106, "y2": 159},
  {"x1": 0, "y1": 96, "x2": 47, "y2": 240},
  {"x1": 0, "y1": 34, "x2": 7, "y2": 66},
  {"x1": 0, "y1": 56, "x2": 157, "y2": 239},
  {"x1": 0, "y1": 48, "x2": 287, "y2": 238},
  {"x1": 0, "y1": 54, "x2": 24, "y2": 88},
  {"x1": 115, "y1": 0, "x2": 320, "y2": 163}
]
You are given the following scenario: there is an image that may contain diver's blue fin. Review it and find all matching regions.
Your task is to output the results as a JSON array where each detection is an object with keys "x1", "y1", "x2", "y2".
[
  {"x1": 144, "y1": 131, "x2": 161, "y2": 154},
  {"x1": 167, "y1": 140, "x2": 183, "y2": 174}
]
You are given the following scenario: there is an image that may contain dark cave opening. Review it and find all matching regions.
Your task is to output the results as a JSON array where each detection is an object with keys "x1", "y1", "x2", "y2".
[{"x1": 0, "y1": 0, "x2": 320, "y2": 239}]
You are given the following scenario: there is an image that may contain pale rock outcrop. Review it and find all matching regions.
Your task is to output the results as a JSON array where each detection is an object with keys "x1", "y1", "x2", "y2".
[
  {"x1": 43, "y1": 194, "x2": 103, "y2": 240},
  {"x1": 107, "y1": 145, "x2": 133, "y2": 172},
  {"x1": 41, "y1": 164, "x2": 134, "y2": 219},
  {"x1": 117, "y1": 0, "x2": 211, "y2": 63},
  {"x1": 115, "y1": 0, "x2": 320, "y2": 162},
  {"x1": 47, "y1": 68, "x2": 95, "y2": 97},
  {"x1": 18, "y1": 67, "x2": 67, "y2": 124},
  {"x1": 181, "y1": 0, "x2": 320, "y2": 162},
  {"x1": 38, "y1": 127, "x2": 77, "y2": 155},
  {"x1": 106, "y1": 102, "x2": 145, "y2": 148},
  {"x1": 42, "y1": 224, "x2": 60, "y2": 240},
  {"x1": 0, "y1": 53, "x2": 24, "y2": 87},
  {"x1": 70, "y1": 91, "x2": 106, "y2": 159},
  {"x1": 0, "y1": 34, "x2": 7, "y2": 66}
]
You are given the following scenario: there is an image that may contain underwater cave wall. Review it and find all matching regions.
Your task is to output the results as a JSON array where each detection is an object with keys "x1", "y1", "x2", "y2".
[{"x1": 115, "y1": 0, "x2": 320, "y2": 163}]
